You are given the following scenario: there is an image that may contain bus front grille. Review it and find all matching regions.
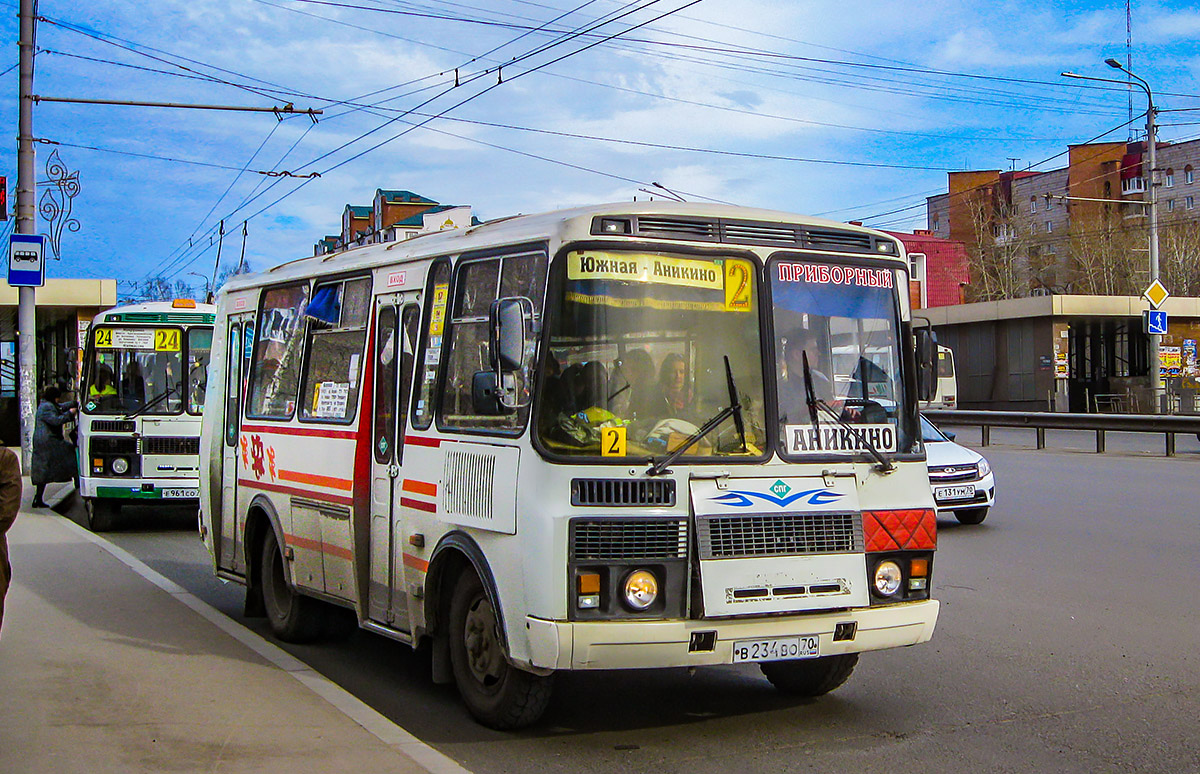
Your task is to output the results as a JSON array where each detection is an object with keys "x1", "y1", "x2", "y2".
[
  {"x1": 571, "y1": 478, "x2": 676, "y2": 507},
  {"x1": 143, "y1": 437, "x2": 200, "y2": 456},
  {"x1": 90, "y1": 436, "x2": 138, "y2": 456},
  {"x1": 698, "y1": 512, "x2": 862, "y2": 559},
  {"x1": 570, "y1": 518, "x2": 688, "y2": 560},
  {"x1": 91, "y1": 420, "x2": 135, "y2": 433}
]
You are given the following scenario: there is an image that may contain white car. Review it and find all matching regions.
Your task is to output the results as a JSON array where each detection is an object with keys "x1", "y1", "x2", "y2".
[{"x1": 921, "y1": 415, "x2": 995, "y2": 525}]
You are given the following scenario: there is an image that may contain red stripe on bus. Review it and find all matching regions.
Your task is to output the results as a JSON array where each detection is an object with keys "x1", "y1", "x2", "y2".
[
  {"x1": 277, "y1": 469, "x2": 354, "y2": 491},
  {"x1": 284, "y1": 533, "x2": 353, "y2": 561},
  {"x1": 402, "y1": 479, "x2": 437, "y2": 497},
  {"x1": 403, "y1": 553, "x2": 430, "y2": 573},
  {"x1": 239, "y1": 478, "x2": 354, "y2": 507},
  {"x1": 400, "y1": 497, "x2": 437, "y2": 513},
  {"x1": 240, "y1": 424, "x2": 357, "y2": 440},
  {"x1": 404, "y1": 435, "x2": 441, "y2": 448}
]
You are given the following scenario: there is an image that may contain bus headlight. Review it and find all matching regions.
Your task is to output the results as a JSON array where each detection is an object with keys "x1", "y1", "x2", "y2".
[
  {"x1": 110, "y1": 457, "x2": 130, "y2": 475},
  {"x1": 622, "y1": 569, "x2": 658, "y2": 611},
  {"x1": 873, "y1": 560, "x2": 902, "y2": 597}
]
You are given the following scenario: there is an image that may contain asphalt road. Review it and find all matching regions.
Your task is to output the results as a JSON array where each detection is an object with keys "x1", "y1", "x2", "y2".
[{"x1": 73, "y1": 441, "x2": 1200, "y2": 773}]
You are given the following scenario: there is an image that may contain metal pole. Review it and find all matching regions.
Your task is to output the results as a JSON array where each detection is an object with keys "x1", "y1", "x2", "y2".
[
  {"x1": 16, "y1": 0, "x2": 37, "y2": 468},
  {"x1": 1145, "y1": 92, "x2": 1162, "y2": 412}
]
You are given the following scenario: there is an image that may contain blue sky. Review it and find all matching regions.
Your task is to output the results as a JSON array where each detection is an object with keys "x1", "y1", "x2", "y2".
[{"x1": 2, "y1": 0, "x2": 1200, "y2": 300}]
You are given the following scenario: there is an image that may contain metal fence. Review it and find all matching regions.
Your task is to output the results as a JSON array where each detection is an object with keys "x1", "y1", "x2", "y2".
[{"x1": 923, "y1": 409, "x2": 1200, "y2": 457}]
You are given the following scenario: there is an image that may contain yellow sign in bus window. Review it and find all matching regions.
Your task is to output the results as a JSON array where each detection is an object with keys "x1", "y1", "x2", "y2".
[
  {"x1": 600, "y1": 426, "x2": 627, "y2": 457},
  {"x1": 154, "y1": 329, "x2": 181, "y2": 351}
]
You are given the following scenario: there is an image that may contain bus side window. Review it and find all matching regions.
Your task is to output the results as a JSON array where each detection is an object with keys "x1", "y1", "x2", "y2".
[
  {"x1": 225, "y1": 324, "x2": 241, "y2": 447},
  {"x1": 247, "y1": 283, "x2": 310, "y2": 419},
  {"x1": 397, "y1": 304, "x2": 420, "y2": 459},
  {"x1": 412, "y1": 260, "x2": 451, "y2": 431},
  {"x1": 299, "y1": 277, "x2": 371, "y2": 423},
  {"x1": 439, "y1": 251, "x2": 545, "y2": 432}
]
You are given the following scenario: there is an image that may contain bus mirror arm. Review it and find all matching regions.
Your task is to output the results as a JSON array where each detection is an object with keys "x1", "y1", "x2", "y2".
[{"x1": 913, "y1": 320, "x2": 937, "y2": 403}]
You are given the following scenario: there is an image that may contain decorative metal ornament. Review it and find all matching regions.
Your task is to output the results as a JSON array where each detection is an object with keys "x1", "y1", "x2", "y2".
[{"x1": 38, "y1": 148, "x2": 81, "y2": 259}]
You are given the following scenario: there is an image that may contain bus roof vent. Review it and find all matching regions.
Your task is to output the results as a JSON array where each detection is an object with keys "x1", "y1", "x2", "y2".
[
  {"x1": 720, "y1": 220, "x2": 804, "y2": 246},
  {"x1": 571, "y1": 478, "x2": 676, "y2": 507},
  {"x1": 634, "y1": 216, "x2": 719, "y2": 242},
  {"x1": 804, "y1": 228, "x2": 875, "y2": 253}
]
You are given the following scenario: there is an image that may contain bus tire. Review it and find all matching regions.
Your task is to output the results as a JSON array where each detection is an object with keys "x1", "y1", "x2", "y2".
[
  {"x1": 760, "y1": 653, "x2": 859, "y2": 697},
  {"x1": 954, "y1": 507, "x2": 988, "y2": 525},
  {"x1": 261, "y1": 529, "x2": 323, "y2": 643},
  {"x1": 86, "y1": 498, "x2": 118, "y2": 532},
  {"x1": 448, "y1": 570, "x2": 553, "y2": 730}
]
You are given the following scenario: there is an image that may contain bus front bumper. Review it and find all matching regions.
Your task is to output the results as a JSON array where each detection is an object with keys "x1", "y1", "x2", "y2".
[
  {"x1": 522, "y1": 599, "x2": 939, "y2": 671},
  {"x1": 79, "y1": 477, "x2": 201, "y2": 501}
]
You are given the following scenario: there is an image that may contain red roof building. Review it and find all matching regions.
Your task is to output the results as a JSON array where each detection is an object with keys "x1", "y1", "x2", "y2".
[{"x1": 884, "y1": 230, "x2": 970, "y2": 308}]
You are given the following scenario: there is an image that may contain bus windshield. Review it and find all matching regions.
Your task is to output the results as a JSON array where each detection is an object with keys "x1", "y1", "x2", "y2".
[
  {"x1": 83, "y1": 326, "x2": 186, "y2": 415},
  {"x1": 770, "y1": 258, "x2": 915, "y2": 458},
  {"x1": 539, "y1": 249, "x2": 766, "y2": 460}
]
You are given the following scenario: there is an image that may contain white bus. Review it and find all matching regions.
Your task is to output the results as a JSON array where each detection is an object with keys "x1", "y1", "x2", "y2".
[
  {"x1": 79, "y1": 299, "x2": 216, "y2": 530},
  {"x1": 920, "y1": 344, "x2": 957, "y2": 410},
  {"x1": 200, "y1": 202, "x2": 941, "y2": 729}
]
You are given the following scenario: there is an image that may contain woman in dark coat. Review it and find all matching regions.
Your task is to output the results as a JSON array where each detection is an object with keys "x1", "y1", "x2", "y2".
[{"x1": 31, "y1": 386, "x2": 77, "y2": 508}]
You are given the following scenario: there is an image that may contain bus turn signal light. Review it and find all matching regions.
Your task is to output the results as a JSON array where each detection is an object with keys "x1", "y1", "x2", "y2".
[
  {"x1": 577, "y1": 572, "x2": 601, "y2": 609},
  {"x1": 910, "y1": 558, "x2": 929, "y2": 577}
]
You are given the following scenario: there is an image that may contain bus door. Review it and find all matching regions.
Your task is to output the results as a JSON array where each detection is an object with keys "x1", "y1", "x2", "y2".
[
  {"x1": 367, "y1": 294, "x2": 420, "y2": 628},
  {"x1": 220, "y1": 313, "x2": 254, "y2": 573}
]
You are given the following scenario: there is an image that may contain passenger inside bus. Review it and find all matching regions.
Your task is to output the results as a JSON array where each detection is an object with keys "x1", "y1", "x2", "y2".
[
  {"x1": 121, "y1": 361, "x2": 146, "y2": 410},
  {"x1": 88, "y1": 364, "x2": 120, "y2": 410},
  {"x1": 779, "y1": 326, "x2": 832, "y2": 423}
]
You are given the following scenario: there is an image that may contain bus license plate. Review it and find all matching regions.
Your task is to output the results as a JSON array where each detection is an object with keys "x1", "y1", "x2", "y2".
[
  {"x1": 935, "y1": 484, "x2": 975, "y2": 501},
  {"x1": 732, "y1": 635, "x2": 819, "y2": 663},
  {"x1": 162, "y1": 488, "x2": 199, "y2": 499}
]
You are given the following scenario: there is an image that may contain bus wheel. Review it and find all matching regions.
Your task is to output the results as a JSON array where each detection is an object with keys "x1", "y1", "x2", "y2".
[
  {"x1": 448, "y1": 571, "x2": 553, "y2": 730},
  {"x1": 954, "y1": 507, "x2": 988, "y2": 525},
  {"x1": 760, "y1": 654, "x2": 859, "y2": 697},
  {"x1": 86, "y1": 499, "x2": 118, "y2": 532},
  {"x1": 261, "y1": 529, "x2": 323, "y2": 643}
]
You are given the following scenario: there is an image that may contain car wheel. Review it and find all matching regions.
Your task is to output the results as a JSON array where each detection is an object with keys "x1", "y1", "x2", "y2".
[
  {"x1": 260, "y1": 529, "x2": 324, "y2": 643},
  {"x1": 86, "y1": 498, "x2": 118, "y2": 532},
  {"x1": 448, "y1": 570, "x2": 553, "y2": 729},
  {"x1": 760, "y1": 654, "x2": 859, "y2": 696},
  {"x1": 954, "y1": 507, "x2": 988, "y2": 525}
]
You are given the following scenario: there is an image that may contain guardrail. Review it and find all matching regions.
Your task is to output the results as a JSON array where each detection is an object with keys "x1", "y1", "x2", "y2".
[{"x1": 923, "y1": 409, "x2": 1200, "y2": 457}]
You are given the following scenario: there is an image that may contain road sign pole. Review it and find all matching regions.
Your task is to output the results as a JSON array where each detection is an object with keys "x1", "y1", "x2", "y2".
[{"x1": 16, "y1": 0, "x2": 37, "y2": 467}]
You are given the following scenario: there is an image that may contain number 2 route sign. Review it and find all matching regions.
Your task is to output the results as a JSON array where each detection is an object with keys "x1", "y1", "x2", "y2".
[{"x1": 8, "y1": 233, "x2": 46, "y2": 287}]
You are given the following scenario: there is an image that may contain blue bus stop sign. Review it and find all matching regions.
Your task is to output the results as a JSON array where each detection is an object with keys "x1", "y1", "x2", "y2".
[{"x1": 8, "y1": 233, "x2": 46, "y2": 287}]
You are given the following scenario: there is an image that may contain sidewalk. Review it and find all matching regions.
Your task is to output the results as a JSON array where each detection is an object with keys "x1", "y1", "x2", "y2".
[{"x1": 0, "y1": 481, "x2": 459, "y2": 774}]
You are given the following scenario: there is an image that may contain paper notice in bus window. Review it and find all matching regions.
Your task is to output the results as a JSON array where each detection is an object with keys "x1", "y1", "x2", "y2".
[
  {"x1": 784, "y1": 423, "x2": 897, "y2": 454},
  {"x1": 99, "y1": 328, "x2": 155, "y2": 350},
  {"x1": 315, "y1": 381, "x2": 350, "y2": 418},
  {"x1": 348, "y1": 353, "x2": 361, "y2": 388},
  {"x1": 430, "y1": 283, "x2": 449, "y2": 336}
]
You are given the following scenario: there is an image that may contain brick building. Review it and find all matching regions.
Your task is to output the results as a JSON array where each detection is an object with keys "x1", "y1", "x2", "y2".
[{"x1": 321, "y1": 190, "x2": 478, "y2": 255}]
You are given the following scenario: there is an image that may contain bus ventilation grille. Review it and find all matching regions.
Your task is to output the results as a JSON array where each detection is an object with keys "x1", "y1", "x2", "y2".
[
  {"x1": 91, "y1": 420, "x2": 136, "y2": 433},
  {"x1": 143, "y1": 437, "x2": 201, "y2": 455},
  {"x1": 571, "y1": 478, "x2": 676, "y2": 507},
  {"x1": 570, "y1": 518, "x2": 688, "y2": 560},
  {"x1": 90, "y1": 436, "x2": 138, "y2": 456},
  {"x1": 595, "y1": 215, "x2": 882, "y2": 254},
  {"x1": 698, "y1": 512, "x2": 862, "y2": 559}
]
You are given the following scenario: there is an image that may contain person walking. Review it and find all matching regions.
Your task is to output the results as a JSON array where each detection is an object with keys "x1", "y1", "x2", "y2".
[
  {"x1": 0, "y1": 444, "x2": 21, "y2": 633},
  {"x1": 31, "y1": 386, "x2": 77, "y2": 508}
]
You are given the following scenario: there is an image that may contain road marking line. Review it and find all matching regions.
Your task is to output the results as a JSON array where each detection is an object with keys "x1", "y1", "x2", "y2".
[{"x1": 59, "y1": 515, "x2": 472, "y2": 774}]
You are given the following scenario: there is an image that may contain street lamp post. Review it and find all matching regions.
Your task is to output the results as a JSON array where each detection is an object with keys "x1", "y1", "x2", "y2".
[{"x1": 1063, "y1": 60, "x2": 1163, "y2": 411}]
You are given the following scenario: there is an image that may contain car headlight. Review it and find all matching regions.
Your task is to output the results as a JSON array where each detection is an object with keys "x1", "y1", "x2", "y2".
[
  {"x1": 622, "y1": 569, "x2": 659, "y2": 611},
  {"x1": 976, "y1": 457, "x2": 991, "y2": 478},
  {"x1": 110, "y1": 456, "x2": 130, "y2": 475},
  {"x1": 873, "y1": 560, "x2": 902, "y2": 597}
]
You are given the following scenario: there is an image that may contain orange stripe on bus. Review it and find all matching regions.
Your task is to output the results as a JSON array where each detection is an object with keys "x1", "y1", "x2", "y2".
[
  {"x1": 278, "y1": 469, "x2": 354, "y2": 491},
  {"x1": 284, "y1": 533, "x2": 353, "y2": 561},
  {"x1": 403, "y1": 553, "x2": 429, "y2": 573},
  {"x1": 402, "y1": 479, "x2": 437, "y2": 496}
]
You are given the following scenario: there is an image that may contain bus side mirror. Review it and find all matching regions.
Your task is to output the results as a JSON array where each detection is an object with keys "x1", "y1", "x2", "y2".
[
  {"x1": 491, "y1": 297, "x2": 531, "y2": 372},
  {"x1": 915, "y1": 328, "x2": 937, "y2": 402}
]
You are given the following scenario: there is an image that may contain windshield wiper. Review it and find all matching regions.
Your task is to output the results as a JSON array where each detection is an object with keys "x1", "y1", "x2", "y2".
[
  {"x1": 124, "y1": 383, "x2": 181, "y2": 420},
  {"x1": 801, "y1": 356, "x2": 895, "y2": 474},
  {"x1": 648, "y1": 356, "x2": 744, "y2": 476}
]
